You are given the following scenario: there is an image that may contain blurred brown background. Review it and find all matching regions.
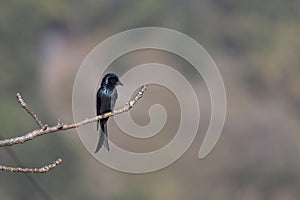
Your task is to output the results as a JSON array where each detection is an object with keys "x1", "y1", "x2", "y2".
[{"x1": 0, "y1": 0, "x2": 300, "y2": 199}]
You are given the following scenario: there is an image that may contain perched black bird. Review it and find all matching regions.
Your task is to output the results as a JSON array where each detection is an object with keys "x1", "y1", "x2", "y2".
[{"x1": 95, "y1": 73, "x2": 123, "y2": 153}]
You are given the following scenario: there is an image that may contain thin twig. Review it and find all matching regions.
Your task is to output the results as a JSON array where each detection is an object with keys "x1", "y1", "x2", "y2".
[
  {"x1": 17, "y1": 93, "x2": 44, "y2": 128},
  {"x1": 0, "y1": 132, "x2": 54, "y2": 199},
  {"x1": 0, "y1": 159, "x2": 62, "y2": 173},
  {"x1": 0, "y1": 84, "x2": 147, "y2": 147}
]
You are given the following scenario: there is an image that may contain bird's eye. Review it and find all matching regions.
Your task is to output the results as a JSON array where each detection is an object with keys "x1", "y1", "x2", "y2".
[{"x1": 109, "y1": 78, "x2": 117, "y2": 84}]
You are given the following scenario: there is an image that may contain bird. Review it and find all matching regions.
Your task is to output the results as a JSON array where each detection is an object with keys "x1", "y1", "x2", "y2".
[{"x1": 95, "y1": 73, "x2": 123, "y2": 153}]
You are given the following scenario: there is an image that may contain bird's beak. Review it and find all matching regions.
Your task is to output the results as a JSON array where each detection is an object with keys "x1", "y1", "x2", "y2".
[{"x1": 117, "y1": 81, "x2": 124, "y2": 86}]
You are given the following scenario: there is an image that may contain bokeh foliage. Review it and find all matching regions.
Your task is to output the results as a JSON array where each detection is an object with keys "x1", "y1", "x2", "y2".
[{"x1": 0, "y1": 0, "x2": 300, "y2": 199}]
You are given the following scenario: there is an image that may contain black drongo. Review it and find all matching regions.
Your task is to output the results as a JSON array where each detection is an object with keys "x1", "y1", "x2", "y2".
[{"x1": 95, "y1": 73, "x2": 123, "y2": 153}]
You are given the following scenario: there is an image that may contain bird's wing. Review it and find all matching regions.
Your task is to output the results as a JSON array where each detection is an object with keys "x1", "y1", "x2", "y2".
[{"x1": 100, "y1": 90, "x2": 113, "y2": 113}]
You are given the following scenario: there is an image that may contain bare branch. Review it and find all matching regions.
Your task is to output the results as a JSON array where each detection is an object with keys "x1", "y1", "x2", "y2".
[
  {"x1": 17, "y1": 93, "x2": 44, "y2": 128},
  {"x1": 0, "y1": 84, "x2": 147, "y2": 147},
  {"x1": 0, "y1": 159, "x2": 62, "y2": 173}
]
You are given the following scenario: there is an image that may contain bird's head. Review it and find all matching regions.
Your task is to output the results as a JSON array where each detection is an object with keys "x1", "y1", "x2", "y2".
[{"x1": 101, "y1": 73, "x2": 123, "y2": 87}]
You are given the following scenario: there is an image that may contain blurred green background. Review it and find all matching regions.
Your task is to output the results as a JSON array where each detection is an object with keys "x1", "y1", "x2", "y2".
[{"x1": 1, "y1": 0, "x2": 300, "y2": 199}]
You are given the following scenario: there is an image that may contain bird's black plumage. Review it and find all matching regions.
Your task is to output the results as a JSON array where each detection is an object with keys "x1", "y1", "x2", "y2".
[{"x1": 95, "y1": 73, "x2": 123, "y2": 153}]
